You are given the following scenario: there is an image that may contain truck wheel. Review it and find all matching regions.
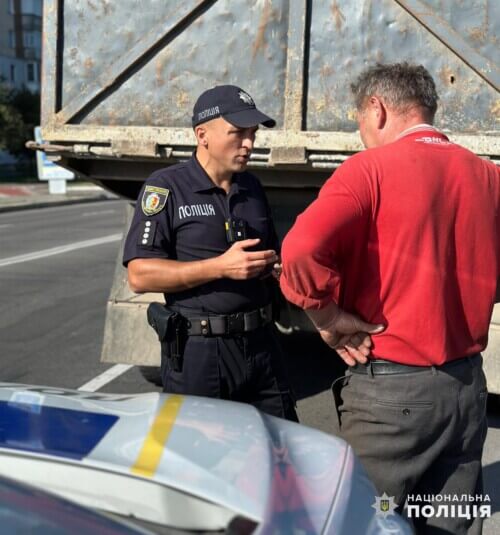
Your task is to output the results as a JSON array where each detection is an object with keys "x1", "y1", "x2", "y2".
[{"x1": 139, "y1": 366, "x2": 162, "y2": 386}]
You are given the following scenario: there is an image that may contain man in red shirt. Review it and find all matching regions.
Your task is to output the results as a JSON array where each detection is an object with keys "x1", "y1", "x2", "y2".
[{"x1": 280, "y1": 63, "x2": 499, "y2": 534}]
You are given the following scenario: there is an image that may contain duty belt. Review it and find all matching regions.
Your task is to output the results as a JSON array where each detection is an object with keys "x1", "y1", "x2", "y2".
[
  {"x1": 181, "y1": 304, "x2": 273, "y2": 336},
  {"x1": 350, "y1": 354, "x2": 480, "y2": 375}
]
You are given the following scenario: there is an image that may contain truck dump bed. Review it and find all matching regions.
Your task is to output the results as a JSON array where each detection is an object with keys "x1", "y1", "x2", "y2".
[{"x1": 36, "y1": 0, "x2": 500, "y2": 390}]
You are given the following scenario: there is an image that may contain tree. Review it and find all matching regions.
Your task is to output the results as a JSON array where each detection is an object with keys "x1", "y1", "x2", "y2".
[{"x1": 0, "y1": 84, "x2": 41, "y2": 156}]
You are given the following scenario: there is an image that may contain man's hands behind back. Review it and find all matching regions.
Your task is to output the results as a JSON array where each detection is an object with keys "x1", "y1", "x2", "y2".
[{"x1": 306, "y1": 303, "x2": 385, "y2": 366}]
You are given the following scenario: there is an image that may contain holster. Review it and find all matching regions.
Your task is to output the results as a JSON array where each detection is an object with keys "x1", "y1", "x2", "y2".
[{"x1": 147, "y1": 303, "x2": 187, "y2": 372}]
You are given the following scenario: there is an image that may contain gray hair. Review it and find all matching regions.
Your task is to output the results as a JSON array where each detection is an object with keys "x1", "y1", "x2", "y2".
[{"x1": 351, "y1": 62, "x2": 439, "y2": 118}]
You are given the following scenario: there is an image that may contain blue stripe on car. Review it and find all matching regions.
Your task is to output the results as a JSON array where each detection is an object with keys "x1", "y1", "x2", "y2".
[{"x1": 0, "y1": 401, "x2": 118, "y2": 460}]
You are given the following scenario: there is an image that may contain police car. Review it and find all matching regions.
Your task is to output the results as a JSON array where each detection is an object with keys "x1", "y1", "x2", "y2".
[{"x1": 0, "y1": 383, "x2": 412, "y2": 534}]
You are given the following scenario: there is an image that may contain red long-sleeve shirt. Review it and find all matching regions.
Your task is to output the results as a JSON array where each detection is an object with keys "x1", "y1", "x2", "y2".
[{"x1": 281, "y1": 130, "x2": 500, "y2": 365}]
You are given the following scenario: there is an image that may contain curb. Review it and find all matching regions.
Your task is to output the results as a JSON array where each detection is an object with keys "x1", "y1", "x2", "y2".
[{"x1": 0, "y1": 195, "x2": 119, "y2": 214}]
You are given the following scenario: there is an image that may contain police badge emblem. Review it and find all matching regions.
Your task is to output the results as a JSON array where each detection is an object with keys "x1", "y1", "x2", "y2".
[
  {"x1": 141, "y1": 185, "x2": 169, "y2": 216},
  {"x1": 372, "y1": 492, "x2": 398, "y2": 519},
  {"x1": 238, "y1": 90, "x2": 254, "y2": 106}
]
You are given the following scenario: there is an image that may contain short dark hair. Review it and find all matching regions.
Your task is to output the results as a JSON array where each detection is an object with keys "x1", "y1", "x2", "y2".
[{"x1": 351, "y1": 62, "x2": 439, "y2": 118}]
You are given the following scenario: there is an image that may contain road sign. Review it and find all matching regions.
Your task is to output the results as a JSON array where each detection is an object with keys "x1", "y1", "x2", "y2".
[{"x1": 34, "y1": 126, "x2": 74, "y2": 193}]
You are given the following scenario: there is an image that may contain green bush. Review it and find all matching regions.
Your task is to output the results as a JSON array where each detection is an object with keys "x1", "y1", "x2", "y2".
[{"x1": 0, "y1": 84, "x2": 41, "y2": 157}]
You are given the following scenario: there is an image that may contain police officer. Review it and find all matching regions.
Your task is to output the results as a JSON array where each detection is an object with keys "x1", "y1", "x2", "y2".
[{"x1": 123, "y1": 85, "x2": 297, "y2": 421}]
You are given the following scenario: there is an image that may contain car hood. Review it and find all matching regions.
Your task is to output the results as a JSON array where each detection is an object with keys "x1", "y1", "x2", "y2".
[{"x1": 0, "y1": 383, "x2": 410, "y2": 534}]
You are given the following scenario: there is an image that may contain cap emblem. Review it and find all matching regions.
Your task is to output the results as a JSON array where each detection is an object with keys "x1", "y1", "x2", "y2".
[{"x1": 238, "y1": 91, "x2": 254, "y2": 106}]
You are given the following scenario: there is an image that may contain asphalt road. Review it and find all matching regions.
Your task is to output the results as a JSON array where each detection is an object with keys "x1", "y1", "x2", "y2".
[{"x1": 0, "y1": 201, "x2": 499, "y2": 533}]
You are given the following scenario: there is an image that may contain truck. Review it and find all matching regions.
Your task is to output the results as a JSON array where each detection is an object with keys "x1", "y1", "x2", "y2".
[{"x1": 32, "y1": 0, "x2": 500, "y2": 390}]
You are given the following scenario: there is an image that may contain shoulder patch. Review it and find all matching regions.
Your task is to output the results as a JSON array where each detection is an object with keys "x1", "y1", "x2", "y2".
[{"x1": 142, "y1": 186, "x2": 169, "y2": 216}]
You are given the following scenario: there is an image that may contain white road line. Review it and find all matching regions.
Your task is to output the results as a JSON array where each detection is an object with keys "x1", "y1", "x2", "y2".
[
  {"x1": 81, "y1": 209, "x2": 116, "y2": 217},
  {"x1": 78, "y1": 364, "x2": 134, "y2": 392},
  {"x1": 0, "y1": 233, "x2": 122, "y2": 268},
  {"x1": 0, "y1": 200, "x2": 116, "y2": 218},
  {"x1": 68, "y1": 185, "x2": 104, "y2": 191},
  {"x1": 0, "y1": 224, "x2": 13, "y2": 229}
]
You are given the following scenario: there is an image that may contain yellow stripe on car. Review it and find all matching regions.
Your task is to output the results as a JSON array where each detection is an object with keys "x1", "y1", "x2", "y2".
[{"x1": 131, "y1": 394, "x2": 183, "y2": 477}]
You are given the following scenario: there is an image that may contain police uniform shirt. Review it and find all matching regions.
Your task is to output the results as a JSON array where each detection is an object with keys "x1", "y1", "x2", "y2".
[{"x1": 123, "y1": 156, "x2": 280, "y2": 314}]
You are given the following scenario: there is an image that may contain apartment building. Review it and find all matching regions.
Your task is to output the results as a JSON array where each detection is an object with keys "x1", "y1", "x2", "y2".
[{"x1": 0, "y1": 0, "x2": 42, "y2": 93}]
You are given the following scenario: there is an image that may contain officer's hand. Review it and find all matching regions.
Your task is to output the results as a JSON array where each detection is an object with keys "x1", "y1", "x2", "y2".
[{"x1": 218, "y1": 239, "x2": 278, "y2": 280}]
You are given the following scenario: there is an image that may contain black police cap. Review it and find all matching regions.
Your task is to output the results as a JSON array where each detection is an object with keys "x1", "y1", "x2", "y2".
[{"x1": 192, "y1": 85, "x2": 276, "y2": 128}]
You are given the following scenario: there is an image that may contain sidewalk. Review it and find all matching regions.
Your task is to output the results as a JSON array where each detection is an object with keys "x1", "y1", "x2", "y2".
[{"x1": 0, "y1": 182, "x2": 119, "y2": 213}]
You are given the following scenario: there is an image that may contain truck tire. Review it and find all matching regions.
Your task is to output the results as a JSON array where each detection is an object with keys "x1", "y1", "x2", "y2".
[{"x1": 139, "y1": 366, "x2": 162, "y2": 387}]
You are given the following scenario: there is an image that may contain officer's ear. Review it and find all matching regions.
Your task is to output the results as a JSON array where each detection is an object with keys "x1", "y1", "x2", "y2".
[{"x1": 194, "y1": 125, "x2": 209, "y2": 147}]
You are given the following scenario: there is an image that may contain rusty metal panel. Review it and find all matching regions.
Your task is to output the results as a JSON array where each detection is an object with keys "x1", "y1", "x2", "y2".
[
  {"x1": 57, "y1": 0, "x2": 212, "y2": 126},
  {"x1": 395, "y1": 0, "x2": 499, "y2": 90},
  {"x1": 41, "y1": 1, "x2": 499, "y2": 151},
  {"x1": 283, "y1": 0, "x2": 307, "y2": 131},
  {"x1": 57, "y1": 0, "x2": 290, "y2": 128},
  {"x1": 307, "y1": 0, "x2": 499, "y2": 133},
  {"x1": 41, "y1": 0, "x2": 59, "y2": 125}
]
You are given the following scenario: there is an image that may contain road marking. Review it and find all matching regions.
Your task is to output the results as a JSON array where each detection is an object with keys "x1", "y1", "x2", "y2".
[
  {"x1": 0, "y1": 233, "x2": 122, "y2": 268},
  {"x1": 0, "y1": 200, "x2": 119, "y2": 219},
  {"x1": 68, "y1": 185, "x2": 105, "y2": 191},
  {"x1": 81, "y1": 209, "x2": 117, "y2": 217},
  {"x1": 78, "y1": 364, "x2": 134, "y2": 392},
  {"x1": 131, "y1": 395, "x2": 183, "y2": 478},
  {"x1": 0, "y1": 224, "x2": 13, "y2": 229}
]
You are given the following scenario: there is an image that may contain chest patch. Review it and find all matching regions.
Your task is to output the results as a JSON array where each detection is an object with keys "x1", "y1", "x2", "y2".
[
  {"x1": 142, "y1": 186, "x2": 169, "y2": 216},
  {"x1": 178, "y1": 203, "x2": 216, "y2": 220}
]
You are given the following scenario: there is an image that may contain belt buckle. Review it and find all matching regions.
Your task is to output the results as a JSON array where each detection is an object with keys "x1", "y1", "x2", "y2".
[{"x1": 226, "y1": 313, "x2": 244, "y2": 334}]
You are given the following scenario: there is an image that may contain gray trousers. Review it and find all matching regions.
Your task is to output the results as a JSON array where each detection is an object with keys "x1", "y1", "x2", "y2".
[{"x1": 332, "y1": 354, "x2": 488, "y2": 534}]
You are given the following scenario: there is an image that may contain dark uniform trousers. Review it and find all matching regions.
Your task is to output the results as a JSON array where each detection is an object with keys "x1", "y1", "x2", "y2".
[
  {"x1": 332, "y1": 354, "x2": 488, "y2": 535},
  {"x1": 161, "y1": 323, "x2": 298, "y2": 422}
]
